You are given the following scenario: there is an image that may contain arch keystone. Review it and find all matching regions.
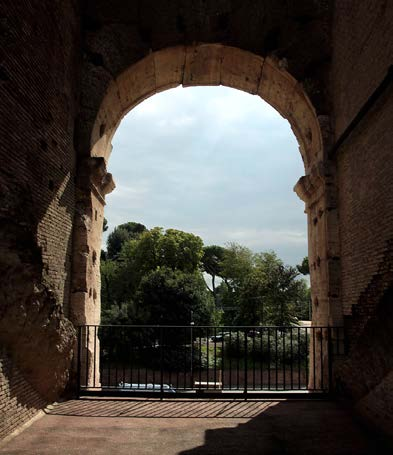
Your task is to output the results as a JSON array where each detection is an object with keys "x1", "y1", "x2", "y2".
[{"x1": 183, "y1": 44, "x2": 223, "y2": 87}]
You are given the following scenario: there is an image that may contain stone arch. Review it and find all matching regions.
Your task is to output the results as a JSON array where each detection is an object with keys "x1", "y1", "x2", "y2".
[
  {"x1": 90, "y1": 45, "x2": 323, "y2": 174},
  {"x1": 71, "y1": 45, "x2": 342, "y2": 385}
]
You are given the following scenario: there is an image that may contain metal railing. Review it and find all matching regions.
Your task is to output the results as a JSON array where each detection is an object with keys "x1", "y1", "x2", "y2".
[{"x1": 77, "y1": 325, "x2": 346, "y2": 397}]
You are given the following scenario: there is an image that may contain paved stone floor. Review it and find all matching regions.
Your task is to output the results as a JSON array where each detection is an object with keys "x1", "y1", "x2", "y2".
[{"x1": 0, "y1": 398, "x2": 390, "y2": 454}]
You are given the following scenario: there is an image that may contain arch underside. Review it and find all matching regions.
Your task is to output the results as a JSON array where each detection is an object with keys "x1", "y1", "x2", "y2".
[
  {"x1": 90, "y1": 45, "x2": 323, "y2": 174},
  {"x1": 73, "y1": 43, "x2": 341, "y2": 333}
]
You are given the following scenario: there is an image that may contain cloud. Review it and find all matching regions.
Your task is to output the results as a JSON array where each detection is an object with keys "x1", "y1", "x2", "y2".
[{"x1": 104, "y1": 85, "x2": 307, "y2": 265}]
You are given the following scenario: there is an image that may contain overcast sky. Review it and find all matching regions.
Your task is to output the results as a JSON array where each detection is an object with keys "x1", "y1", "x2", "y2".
[{"x1": 104, "y1": 85, "x2": 307, "y2": 267}]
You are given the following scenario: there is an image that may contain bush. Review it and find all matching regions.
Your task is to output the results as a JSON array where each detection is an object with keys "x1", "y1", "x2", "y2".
[{"x1": 224, "y1": 329, "x2": 308, "y2": 365}]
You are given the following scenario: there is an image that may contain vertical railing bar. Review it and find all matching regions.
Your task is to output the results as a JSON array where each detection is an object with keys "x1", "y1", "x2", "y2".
[
  {"x1": 260, "y1": 328, "x2": 263, "y2": 391},
  {"x1": 190, "y1": 324, "x2": 194, "y2": 390},
  {"x1": 313, "y1": 327, "x2": 316, "y2": 391},
  {"x1": 267, "y1": 327, "x2": 271, "y2": 390},
  {"x1": 305, "y1": 327, "x2": 309, "y2": 390},
  {"x1": 236, "y1": 330, "x2": 240, "y2": 390},
  {"x1": 129, "y1": 328, "x2": 133, "y2": 388},
  {"x1": 283, "y1": 328, "x2": 286, "y2": 391},
  {"x1": 290, "y1": 327, "x2": 293, "y2": 390},
  {"x1": 275, "y1": 329, "x2": 278, "y2": 390},
  {"x1": 99, "y1": 327, "x2": 103, "y2": 390},
  {"x1": 77, "y1": 326, "x2": 82, "y2": 397},
  {"x1": 137, "y1": 329, "x2": 141, "y2": 389},
  {"x1": 107, "y1": 327, "x2": 111, "y2": 388},
  {"x1": 244, "y1": 330, "x2": 248, "y2": 397},
  {"x1": 115, "y1": 329, "x2": 119, "y2": 389},
  {"x1": 160, "y1": 326, "x2": 164, "y2": 399},
  {"x1": 297, "y1": 327, "x2": 301, "y2": 390},
  {"x1": 144, "y1": 329, "x2": 149, "y2": 389},
  {"x1": 183, "y1": 327, "x2": 187, "y2": 390},
  {"x1": 176, "y1": 342, "x2": 180, "y2": 391},
  {"x1": 198, "y1": 329, "x2": 202, "y2": 390},
  {"x1": 214, "y1": 327, "x2": 217, "y2": 390},
  {"x1": 320, "y1": 328, "x2": 324, "y2": 391},
  {"x1": 121, "y1": 327, "x2": 125, "y2": 388},
  {"x1": 85, "y1": 326, "x2": 90, "y2": 388},
  {"x1": 229, "y1": 330, "x2": 232, "y2": 390},
  {"x1": 152, "y1": 328, "x2": 156, "y2": 389},
  {"x1": 93, "y1": 326, "x2": 97, "y2": 388},
  {"x1": 221, "y1": 327, "x2": 224, "y2": 390},
  {"x1": 328, "y1": 327, "x2": 333, "y2": 393},
  {"x1": 207, "y1": 327, "x2": 210, "y2": 388},
  {"x1": 252, "y1": 331, "x2": 256, "y2": 390}
]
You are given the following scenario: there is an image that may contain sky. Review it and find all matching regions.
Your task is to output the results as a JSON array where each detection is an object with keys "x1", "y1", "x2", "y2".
[{"x1": 104, "y1": 85, "x2": 307, "y2": 267}]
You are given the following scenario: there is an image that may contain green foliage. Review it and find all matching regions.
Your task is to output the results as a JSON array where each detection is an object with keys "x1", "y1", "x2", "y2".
[
  {"x1": 101, "y1": 222, "x2": 311, "y2": 328},
  {"x1": 106, "y1": 222, "x2": 147, "y2": 259},
  {"x1": 225, "y1": 329, "x2": 308, "y2": 365},
  {"x1": 201, "y1": 245, "x2": 225, "y2": 277},
  {"x1": 297, "y1": 256, "x2": 310, "y2": 275},
  {"x1": 238, "y1": 252, "x2": 305, "y2": 326},
  {"x1": 221, "y1": 243, "x2": 253, "y2": 288},
  {"x1": 216, "y1": 247, "x2": 311, "y2": 326},
  {"x1": 101, "y1": 223, "x2": 210, "y2": 326},
  {"x1": 119, "y1": 227, "x2": 204, "y2": 274},
  {"x1": 136, "y1": 267, "x2": 215, "y2": 326},
  {"x1": 103, "y1": 217, "x2": 108, "y2": 232}
]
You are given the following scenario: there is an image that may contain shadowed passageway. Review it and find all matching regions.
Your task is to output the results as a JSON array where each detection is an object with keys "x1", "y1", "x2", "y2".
[{"x1": 0, "y1": 399, "x2": 388, "y2": 454}]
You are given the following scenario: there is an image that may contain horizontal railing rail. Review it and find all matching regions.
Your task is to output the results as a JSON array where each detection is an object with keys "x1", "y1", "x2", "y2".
[{"x1": 77, "y1": 325, "x2": 346, "y2": 398}]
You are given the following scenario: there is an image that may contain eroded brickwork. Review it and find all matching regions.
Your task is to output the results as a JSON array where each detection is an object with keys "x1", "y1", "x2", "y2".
[
  {"x1": 0, "y1": 0, "x2": 80, "y2": 439},
  {"x1": 331, "y1": 0, "x2": 393, "y2": 438},
  {"x1": 0, "y1": 348, "x2": 47, "y2": 441},
  {"x1": 0, "y1": 0, "x2": 393, "y2": 444}
]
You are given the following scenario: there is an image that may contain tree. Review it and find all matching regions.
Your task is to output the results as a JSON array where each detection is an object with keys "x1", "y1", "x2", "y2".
[
  {"x1": 136, "y1": 267, "x2": 215, "y2": 326},
  {"x1": 237, "y1": 252, "x2": 310, "y2": 326},
  {"x1": 214, "y1": 247, "x2": 311, "y2": 326},
  {"x1": 101, "y1": 223, "x2": 209, "y2": 325},
  {"x1": 201, "y1": 245, "x2": 226, "y2": 305},
  {"x1": 120, "y1": 227, "x2": 204, "y2": 274},
  {"x1": 103, "y1": 217, "x2": 108, "y2": 232},
  {"x1": 106, "y1": 222, "x2": 147, "y2": 259},
  {"x1": 297, "y1": 256, "x2": 310, "y2": 275},
  {"x1": 220, "y1": 243, "x2": 253, "y2": 289}
]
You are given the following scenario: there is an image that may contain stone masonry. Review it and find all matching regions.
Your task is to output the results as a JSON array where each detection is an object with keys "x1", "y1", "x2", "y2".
[{"x1": 0, "y1": 0, "x2": 392, "y2": 443}]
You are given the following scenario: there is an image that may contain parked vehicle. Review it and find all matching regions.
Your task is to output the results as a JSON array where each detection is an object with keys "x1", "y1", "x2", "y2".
[{"x1": 118, "y1": 382, "x2": 176, "y2": 393}]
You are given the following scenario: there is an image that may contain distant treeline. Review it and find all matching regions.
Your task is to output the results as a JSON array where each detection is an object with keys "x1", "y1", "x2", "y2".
[{"x1": 100, "y1": 221, "x2": 311, "y2": 326}]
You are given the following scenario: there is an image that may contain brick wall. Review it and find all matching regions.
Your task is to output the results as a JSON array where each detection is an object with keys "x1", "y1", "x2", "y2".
[
  {"x1": 0, "y1": 0, "x2": 80, "y2": 313},
  {"x1": 0, "y1": 349, "x2": 47, "y2": 441},
  {"x1": 0, "y1": 0, "x2": 80, "y2": 440},
  {"x1": 331, "y1": 0, "x2": 393, "y2": 437}
]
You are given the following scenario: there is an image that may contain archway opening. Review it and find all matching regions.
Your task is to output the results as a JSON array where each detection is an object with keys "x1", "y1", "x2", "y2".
[
  {"x1": 72, "y1": 44, "x2": 339, "y2": 394},
  {"x1": 102, "y1": 84, "x2": 310, "y2": 328}
]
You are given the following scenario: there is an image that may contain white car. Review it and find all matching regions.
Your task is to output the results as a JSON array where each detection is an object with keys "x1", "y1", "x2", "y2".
[{"x1": 118, "y1": 382, "x2": 176, "y2": 393}]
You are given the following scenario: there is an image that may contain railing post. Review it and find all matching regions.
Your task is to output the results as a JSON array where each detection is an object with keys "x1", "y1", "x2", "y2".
[
  {"x1": 77, "y1": 326, "x2": 81, "y2": 398},
  {"x1": 160, "y1": 326, "x2": 164, "y2": 400},
  {"x1": 328, "y1": 327, "x2": 333, "y2": 394},
  {"x1": 190, "y1": 323, "x2": 194, "y2": 390},
  {"x1": 244, "y1": 330, "x2": 248, "y2": 399}
]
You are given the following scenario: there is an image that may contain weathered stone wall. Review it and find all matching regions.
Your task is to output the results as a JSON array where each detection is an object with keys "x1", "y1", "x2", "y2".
[
  {"x1": 0, "y1": 0, "x2": 392, "y2": 444},
  {"x1": 330, "y1": 0, "x2": 393, "y2": 437},
  {"x1": 0, "y1": 348, "x2": 46, "y2": 440},
  {"x1": 0, "y1": 0, "x2": 80, "y2": 438}
]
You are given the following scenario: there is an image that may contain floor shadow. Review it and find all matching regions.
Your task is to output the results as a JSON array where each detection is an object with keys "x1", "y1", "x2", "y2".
[
  {"x1": 46, "y1": 398, "x2": 391, "y2": 454},
  {"x1": 177, "y1": 400, "x2": 389, "y2": 455},
  {"x1": 48, "y1": 398, "x2": 279, "y2": 419}
]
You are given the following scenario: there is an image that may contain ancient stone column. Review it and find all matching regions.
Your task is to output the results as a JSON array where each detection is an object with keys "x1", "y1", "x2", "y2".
[
  {"x1": 295, "y1": 159, "x2": 342, "y2": 391},
  {"x1": 71, "y1": 157, "x2": 115, "y2": 389}
]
